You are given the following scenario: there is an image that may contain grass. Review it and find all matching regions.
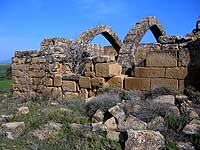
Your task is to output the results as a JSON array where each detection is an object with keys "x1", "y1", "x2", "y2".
[
  {"x1": 0, "y1": 64, "x2": 12, "y2": 92},
  {"x1": 0, "y1": 86, "x2": 199, "y2": 149},
  {"x1": 0, "y1": 80, "x2": 12, "y2": 91},
  {"x1": 0, "y1": 64, "x2": 11, "y2": 80},
  {"x1": 0, "y1": 94, "x2": 121, "y2": 150}
]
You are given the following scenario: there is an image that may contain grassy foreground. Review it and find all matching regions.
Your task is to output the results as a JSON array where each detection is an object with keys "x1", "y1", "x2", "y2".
[
  {"x1": 0, "y1": 64, "x2": 12, "y2": 92},
  {"x1": 0, "y1": 94, "x2": 121, "y2": 150},
  {"x1": 0, "y1": 80, "x2": 12, "y2": 91},
  {"x1": 0, "y1": 64, "x2": 11, "y2": 79}
]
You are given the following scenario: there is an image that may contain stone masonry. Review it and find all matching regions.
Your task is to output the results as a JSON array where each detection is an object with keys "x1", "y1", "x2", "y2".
[{"x1": 12, "y1": 16, "x2": 200, "y2": 99}]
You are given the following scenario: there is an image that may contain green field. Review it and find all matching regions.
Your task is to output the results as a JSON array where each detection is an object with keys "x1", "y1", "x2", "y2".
[
  {"x1": 0, "y1": 64, "x2": 11, "y2": 80},
  {"x1": 0, "y1": 80, "x2": 12, "y2": 91},
  {"x1": 0, "y1": 64, "x2": 12, "y2": 91}
]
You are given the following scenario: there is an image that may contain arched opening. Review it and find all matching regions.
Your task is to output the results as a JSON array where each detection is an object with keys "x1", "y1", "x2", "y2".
[
  {"x1": 73, "y1": 25, "x2": 122, "y2": 54},
  {"x1": 91, "y1": 34, "x2": 111, "y2": 44},
  {"x1": 140, "y1": 30, "x2": 157, "y2": 43},
  {"x1": 118, "y1": 16, "x2": 166, "y2": 76},
  {"x1": 90, "y1": 34, "x2": 118, "y2": 57}
]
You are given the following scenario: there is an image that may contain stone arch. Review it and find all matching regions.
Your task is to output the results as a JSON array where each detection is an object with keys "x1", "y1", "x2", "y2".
[
  {"x1": 117, "y1": 16, "x2": 166, "y2": 75},
  {"x1": 71, "y1": 25, "x2": 122, "y2": 53},
  {"x1": 123, "y1": 16, "x2": 166, "y2": 45},
  {"x1": 68, "y1": 25, "x2": 122, "y2": 74}
]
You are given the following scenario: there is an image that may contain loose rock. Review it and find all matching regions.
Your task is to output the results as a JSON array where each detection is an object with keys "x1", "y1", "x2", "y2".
[
  {"x1": 119, "y1": 115, "x2": 147, "y2": 131},
  {"x1": 182, "y1": 119, "x2": 200, "y2": 135},
  {"x1": 1, "y1": 122, "x2": 25, "y2": 140},
  {"x1": 125, "y1": 130, "x2": 165, "y2": 150},
  {"x1": 108, "y1": 105, "x2": 126, "y2": 123}
]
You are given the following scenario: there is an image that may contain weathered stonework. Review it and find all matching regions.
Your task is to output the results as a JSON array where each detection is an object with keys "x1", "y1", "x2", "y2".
[
  {"x1": 146, "y1": 51, "x2": 177, "y2": 67},
  {"x1": 135, "y1": 67, "x2": 165, "y2": 78},
  {"x1": 12, "y1": 16, "x2": 200, "y2": 99},
  {"x1": 95, "y1": 63, "x2": 122, "y2": 77},
  {"x1": 125, "y1": 77, "x2": 151, "y2": 91}
]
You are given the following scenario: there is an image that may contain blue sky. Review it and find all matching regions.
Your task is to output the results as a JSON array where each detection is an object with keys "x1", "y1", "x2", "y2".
[{"x1": 0, "y1": 0, "x2": 199, "y2": 61}]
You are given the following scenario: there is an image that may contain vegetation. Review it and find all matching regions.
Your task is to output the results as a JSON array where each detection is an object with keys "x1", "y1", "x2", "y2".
[
  {"x1": 0, "y1": 93, "x2": 121, "y2": 150},
  {"x1": 0, "y1": 64, "x2": 12, "y2": 80},
  {"x1": 0, "y1": 64, "x2": 12, "y2": 92},
  {"x1": 0, "y1": 82, "x2": 199, "y2": 149},
  {"x1": 164, "y1": 142, "x2": 178, "y2": 150},
  {"x1": 0, "y1": 80, "x2": 12, "y2": 92}
]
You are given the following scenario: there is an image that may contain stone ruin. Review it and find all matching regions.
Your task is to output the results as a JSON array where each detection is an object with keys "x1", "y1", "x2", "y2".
[{"x1": 12, "y1": 16, "x2": 200, "y2": 99}]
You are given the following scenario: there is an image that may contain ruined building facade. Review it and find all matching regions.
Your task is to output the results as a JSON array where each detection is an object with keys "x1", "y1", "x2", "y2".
[{"x1": 12, "y1": 16, "x2": 200, "y2": 99}]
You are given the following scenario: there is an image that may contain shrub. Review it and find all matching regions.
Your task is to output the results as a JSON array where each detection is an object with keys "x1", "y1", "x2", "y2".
[
  {"x1": 64, "y1": 98, "x2": 86, "y2": 114},
  {"x1": 97, "y1": 87, "x2": 143, "y2": 103},
  {"x1": 85, "y1": 93, "x2": 121, "y2": 119},
  {"x1": 164, "y1": 142, "x2": 178, "y2": 150},
  {"x1": 165, "y1": 114, "x2": 179, "y2": 130},
  {"x1": 96, "y1": 87, "x2": 129, "y2": 100},
  {"x1": 145, "y1": 87, "x2": 177, "y2": 99}
]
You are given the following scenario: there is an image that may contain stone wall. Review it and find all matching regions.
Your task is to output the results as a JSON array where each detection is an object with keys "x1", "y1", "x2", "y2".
[
  {"x1": 12, "y1": 39, "x2": 118, "y2": 99},
  {"x1": 12, "y1": 16, "x2": 200, "y2": 99}
]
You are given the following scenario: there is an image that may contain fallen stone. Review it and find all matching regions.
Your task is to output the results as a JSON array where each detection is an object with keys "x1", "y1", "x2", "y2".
[
  {"x1": 179, "y1": 101, "x2": 192, "y2": 114},
  {"x1": 175, "y1": 95, "x2": 188, "y2": 100},
  {"x1": 32, "y1": 122, "x2": 63, "y2": 141},
  {"x1": 108, "y1": 105, "x2": 126, "y2": 123},
  {"x1": 119, "y1": 115, "x2": 147, "y2": 131},
  {"x1": 104, "y1": 117, "x2": 118, "y2": 130},
  {"x1": 188, "y1": 110, "x2": 199, "y2": 120},
  {"x1": 50, "y1": 102, "x2": 59, "y2": 106},
  {"x1": 15, "y1": 97, "x2": 28, "y2": 104},
  {"x1": 1, "y1": 122, "x2": 25, "y2": 140},
  {"x1": 175, "y1": 94, "x2": 188, "y2": 105},
  {"x1": 69, "y1": 123, "x2": 84, "y2": 130},
  {"x1": 106, "y1": 130, "x2": 120, "y2": 141},
  {"x1": 125, "y1": 130, "x2": 165, "y2": 150},
  {"x1": 44, "y1": 122, "x2": 63, "y2": 130},
  {"x1": 182, "y1": 119, "x2": 200, "y2": 135},
  {"x1": 17, "y1": 106, "x2": 29, "y2": 115},
  {"x1": 147, "y1": 116, "x2": 166, "y2": 132},
  {"x1": 1, "y1": 114, "x2": 14, "y2": 122},
  {"x1": 31, "y1": 128, "x2": 49, "y2": 141},
  {"x1": 168, "y1": 106, "x2": 180, "y2": 117},
  {"x1": 92, "y1": 109, "x2": 104, "y2": 122},
  {"x1": 92, "y1": 122, "x2": 107, "y2": 135},
  {"x1": 176, "y1": 142, "x2": 195, "y2": 150}
]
